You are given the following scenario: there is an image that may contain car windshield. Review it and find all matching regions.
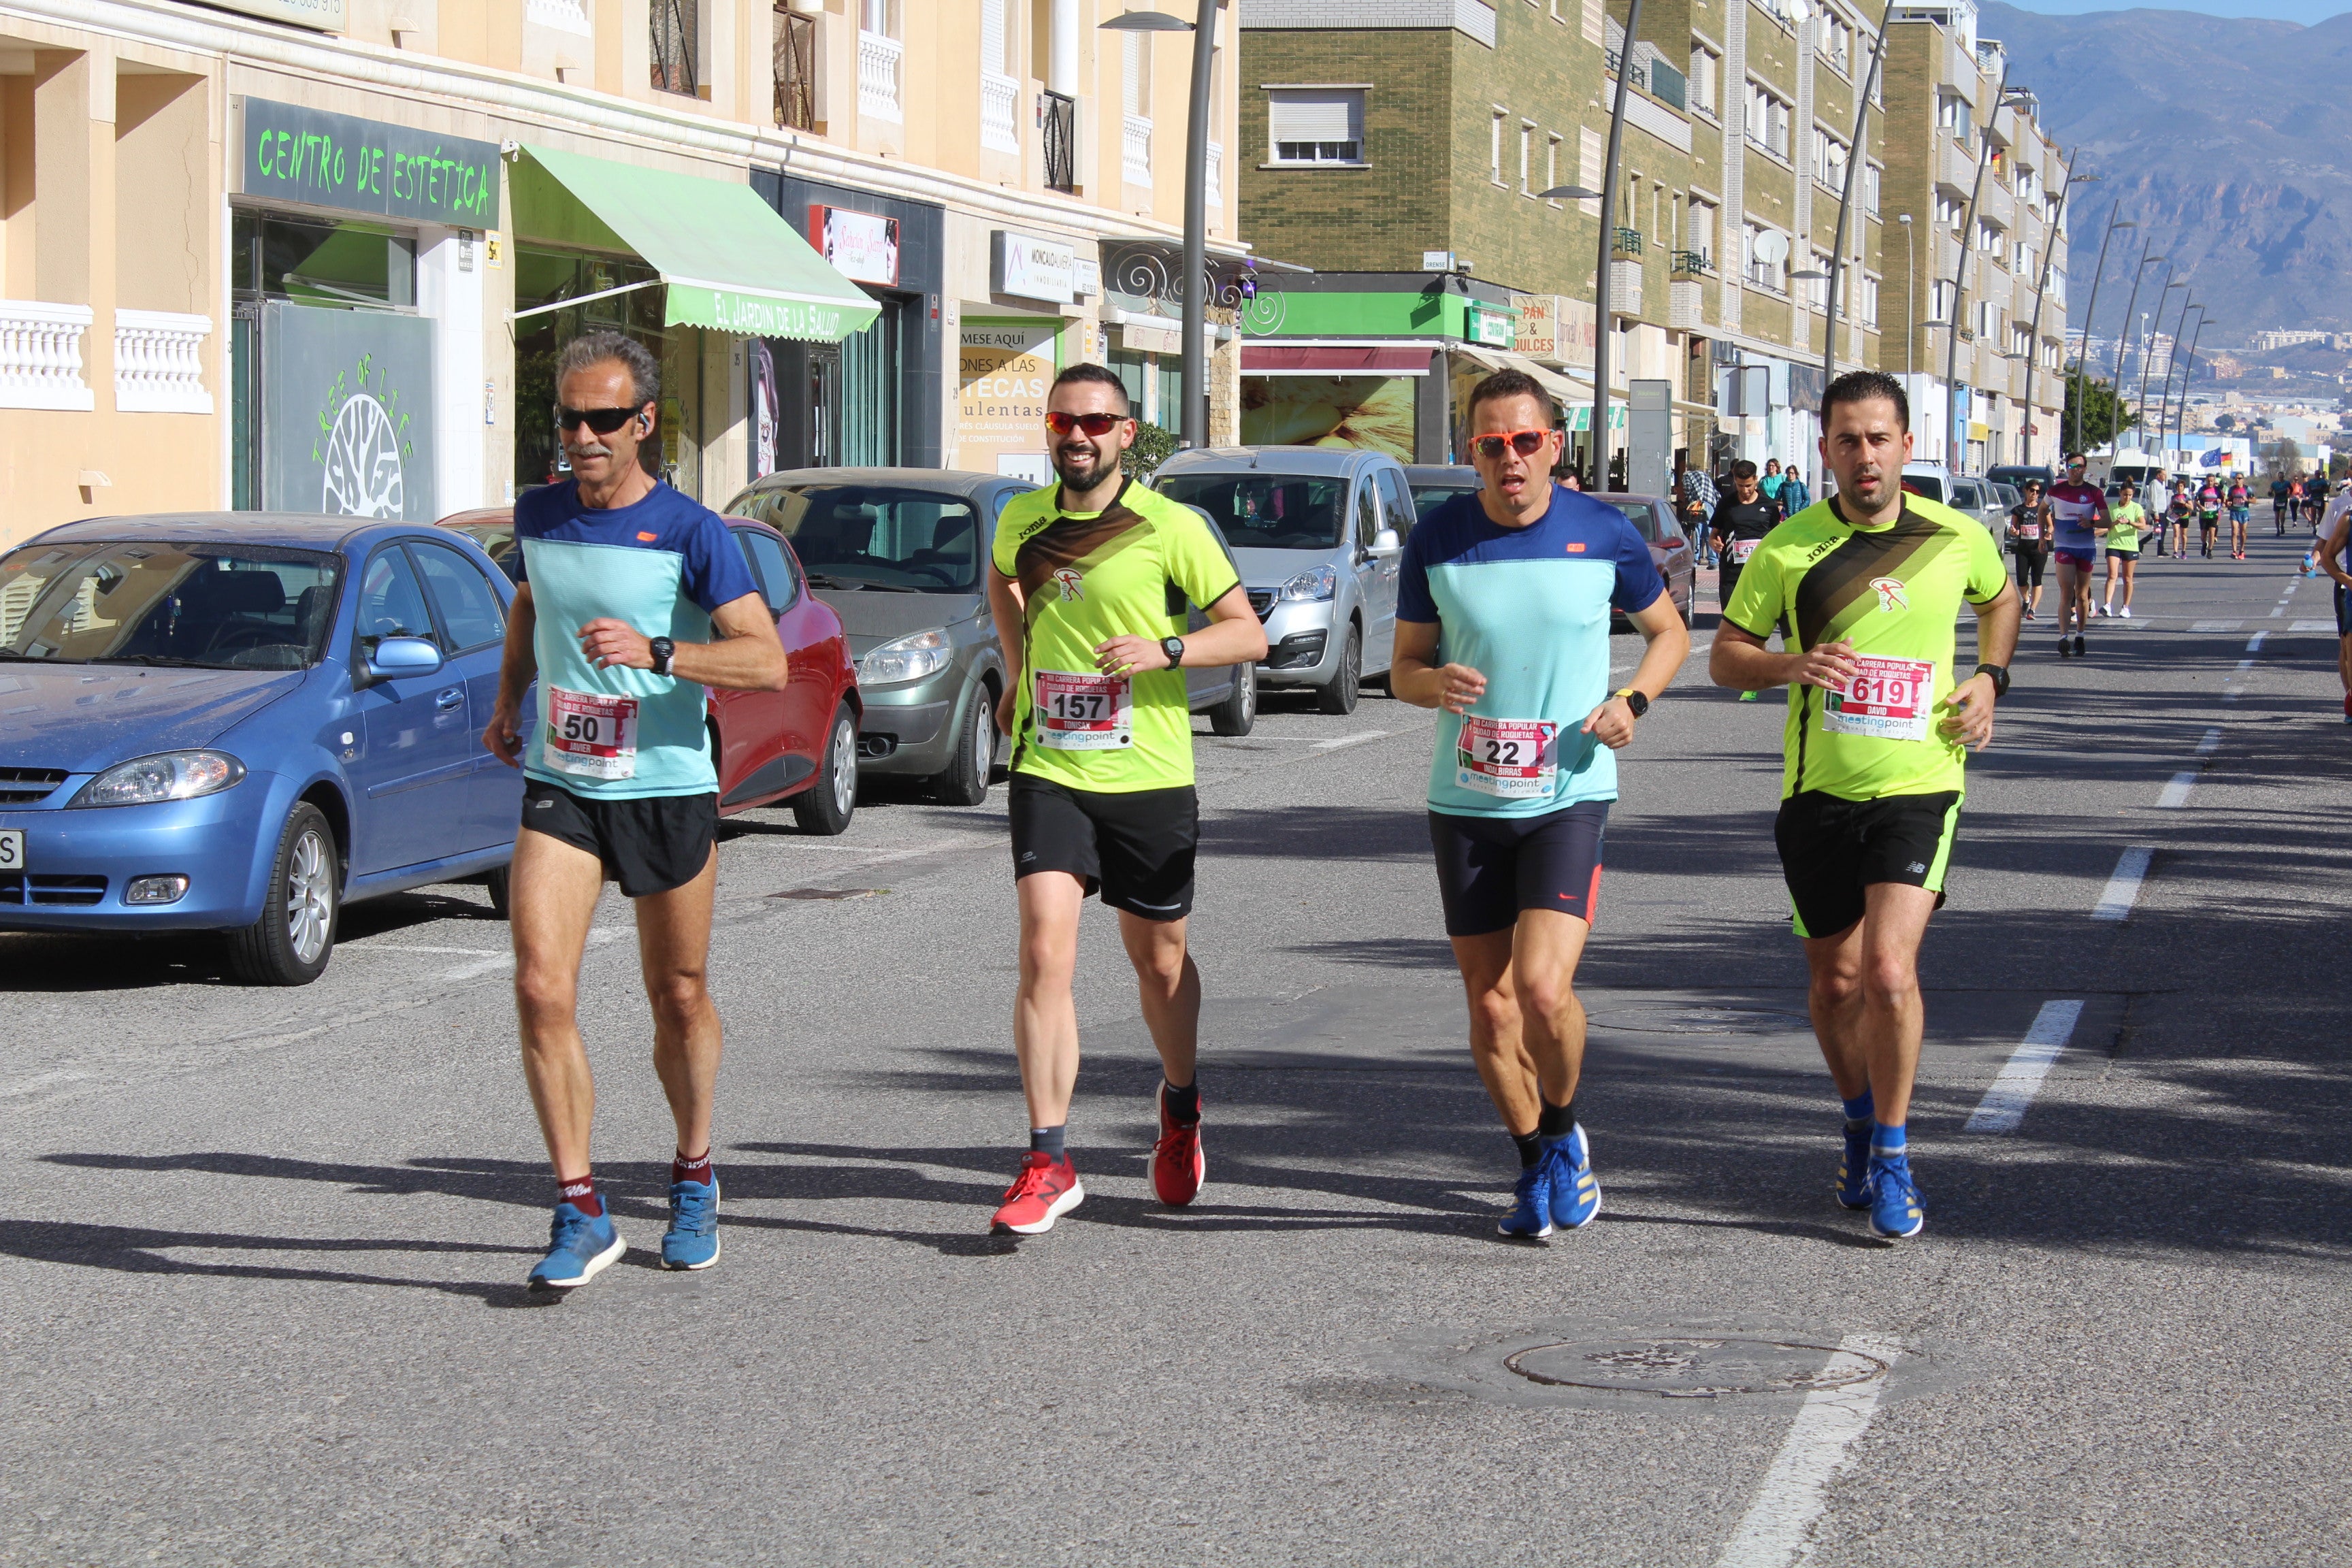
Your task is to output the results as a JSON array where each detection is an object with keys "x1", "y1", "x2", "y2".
[
  {"x1": 0, "y1": 542, "x2": 342, "y2": 670},
  {"x1": 729, "y1": 486, "x2": 982, "y2": 591},
  {"x1": 1411, "y1": 484, "x2": 1480, "y2": 517},
  {"x1": 1154, "y1": 475, "x2": 1347, "y2": 549},
  {"x1": 1598, "y1": 500, "x2": 1664, "y2": 542}
]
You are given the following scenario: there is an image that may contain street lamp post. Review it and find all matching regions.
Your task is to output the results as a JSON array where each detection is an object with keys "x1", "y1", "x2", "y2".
[
  {"x1": 1818, "y1": 0, "x2": 1896, "y2": 383},
  {"x1": 2018, "y1": 159, "x2": 2084, "y2": 469},
  {"x1": 2109, "y1": 238, "x2": 2165, "y2": 448},
  {"x1": 2136, "y1": 278, "x2": 2187, "y2": 451},
  {"x1": 2070, "y1": 209, "x2": 2134, "y2": 455},
  {"x1": 1588, "y1": 0, "x2": 1645, "y2": 485},
  {"x1": 2169, "y1": 312, "x2": 2209, "y2": 463},
  {"x1": 1943, "y1": 67, "x2": 2019, "y2": 470},
  {"x1": 2155, "y1": 300, "x2": 2200, "y2": 464},
  {"x1": 1098, "y1": 1, "x2": 1218, "y2": 449},
  {"x1": 1897, "y1": 214, "x2": 1914, "y2": 377}
]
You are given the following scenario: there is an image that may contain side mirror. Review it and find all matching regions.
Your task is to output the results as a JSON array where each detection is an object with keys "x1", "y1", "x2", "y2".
[
  {"x1": 366, "y1": 636, "x2": 445, "y2": 681},
  {"x1": 1371, "y1": 529, "x2": 1402, "y2": 555}
]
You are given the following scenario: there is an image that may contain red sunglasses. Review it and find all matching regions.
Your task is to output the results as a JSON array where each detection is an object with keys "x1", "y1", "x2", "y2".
[
  {"x1": 1045, "y1": 410, "x2": 1131, "y2": 437},
  {"x1": 1469, "y1": 428, "x2": 1552, "y2": 461}
]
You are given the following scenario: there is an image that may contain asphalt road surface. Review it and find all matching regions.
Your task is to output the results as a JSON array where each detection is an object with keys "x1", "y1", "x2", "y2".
[{"x1": 3, "y1": 530, "x2": 2348, "y2": 1566}]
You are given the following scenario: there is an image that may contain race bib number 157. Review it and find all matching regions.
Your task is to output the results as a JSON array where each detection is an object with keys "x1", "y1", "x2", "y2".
[{"x1": 1034, "y1": 670, "x2": 1132, "y2": 750}]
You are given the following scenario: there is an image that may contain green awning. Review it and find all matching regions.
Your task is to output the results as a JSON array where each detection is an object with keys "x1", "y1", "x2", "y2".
[{"x1": 518, "y1": 145, "x2": 880, "y2": 342}]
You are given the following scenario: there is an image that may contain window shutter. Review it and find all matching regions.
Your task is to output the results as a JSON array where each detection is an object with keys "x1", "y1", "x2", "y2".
[
  {"x1": 1578, "y1": 128, "x2": 1603, "y2": 214},
  {"x1": 1267, "y1": 88, "x2": 1360, "y2": 146},
  {"x1": 981, "y1": 0, "x2": 1006, "y2": 74}
]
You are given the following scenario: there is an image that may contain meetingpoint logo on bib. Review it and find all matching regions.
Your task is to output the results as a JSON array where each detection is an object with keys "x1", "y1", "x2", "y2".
[{"x1": 1870, "y1": 576, "x2": 1909, "y2": 612}]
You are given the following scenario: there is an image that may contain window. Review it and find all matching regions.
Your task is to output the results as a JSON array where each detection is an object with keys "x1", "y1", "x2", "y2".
[
  {"x1": 1520, "y1": 121, "x2": 1534, "y2": 194},
  {"x1": 1688, "y1": 198, "x2": 1715, "y2": 265},
  {"x1": 1578, "y1": 129, "x2": 1603, "y2": 214},
  {"x1": 1934, "y1": 193, "x2": 1965, "y2": 232},
  {"x1": 1976, "y1": 221, "x2": 2003, "y2": 255},
  {"x1": 356, "y1": 547, "x2": 435, "y2": 657},
  {"x1": 1491, "y1": 110, "x2": 1506, "y2": 184},
  {"x1": 1375, "y1": 467, "x2": 1416, "y2": 537},
  {"x1": 1863, "y1": 165, "x2": 1880, "y2": 217},
  {"x1": 1354, "y1": 481, "x2": 1381, "y2": 551},
  {"x1": 1546, "y1": 133, "x2": 1562, "y2": 203},
  {"x1": 740, "y1": 487, "x2": 983, "y2": 592},
  {"x1": 1977, "y1": 301, "x2": 2001, "y2": 339},
  {"x1": 1817, "y1": 13, "x2": 1853, "y2": 74},
  {"x1": 651, "y1": 0, "x2": 700, "y2": 95},
  {"x1": 1813, "y1": 131, "x2": 1848, "y2": 191},
  {"x1": 2016, "y1": 240, "x2": 2036, "y2": 278},
  {"x1": 1688, "y1": 44, "x2": 1719, "y2": 114},
  {"x1": 1938, "y1": 93, "x2": 1972, "y2": 146},
  {"x1": 1122, "y1": 27, "x2": 1150, "y2": 118},
  {"x1": 733, "y1": 528, "x2": 802, "y2": 612},
  {"x1": 410, "y1": 542, "x2": 504, "y2": 652},
  {"x1": 2010, "y1": 323, "x2": 2034, "y2": 359},
  {"x1": 1267, "y1": 88, "x2": 1365, "y2": 165},
  {"x1": 1746, "y1": 82, "x2": 1791, "y2": 160},
  {"x1": 1743, "y1": 223, "x2": 1786, "y2": 291},
  {"x1": 1859, "y1": 275, "x2": 1880, "y2": 327},
  {"x1": 1931, "y1": 279, "x2": 1956, "y2": 319}
]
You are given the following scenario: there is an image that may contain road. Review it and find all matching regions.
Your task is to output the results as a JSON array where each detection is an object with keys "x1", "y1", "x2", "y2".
[{"x1": 3, "y1": 529, "x2": 2349, "y2": 1566}]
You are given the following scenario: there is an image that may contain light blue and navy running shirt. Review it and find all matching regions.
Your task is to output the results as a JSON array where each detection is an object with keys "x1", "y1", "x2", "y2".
[
  {"x1": 512, "y1": 478, "x2": 760, "y2": 800},
  {"x1": 1396, "y1": 486, "x2": 1665, "y2": 818}
]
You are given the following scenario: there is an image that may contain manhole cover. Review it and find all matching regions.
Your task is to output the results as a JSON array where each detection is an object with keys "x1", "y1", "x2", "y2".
[
  {"x1": 767, "y1": 887, "x2": 887, "y2": 901},
  {"x1": 1591, "y1": 1005, "x2": 1812, "y2": 1036},
  {"x1": 1503, "y1": 1337, "x2": 1888, "y2": 1399}
]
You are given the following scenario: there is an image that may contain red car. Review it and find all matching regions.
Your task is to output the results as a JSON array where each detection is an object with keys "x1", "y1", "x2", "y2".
[{"x1": 435, "y1": 507, "x2": 862, "y2": 833}]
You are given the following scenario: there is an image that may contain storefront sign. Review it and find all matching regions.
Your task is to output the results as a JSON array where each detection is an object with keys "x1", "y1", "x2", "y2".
[
  {"x1": 261, "y1": 301, "x2": 438, "y2": 522},
  {"x1": 959, "y1": 318, "x2": 1060, "y2": 479},
  {"x1": 808, "y1": 206, "x2": 900, "y2": 287},
  {"x1": 1514, "y1": 295, "x2": 1596, "y2": 368},
  {"x1": 1119, "y1": 323, "x2": 1182, "y2": 356},
  {"x1": 213, "y1": 0, "x2": 346, "y2": 26},
  {"x1": 1467, "y1": 306, "x2": 1516, "y2": 348},
  {"x1": 992, "y1": 231, "x2": 1078, "y2": 305},
  {"x1": 244, "y1": 99, "x2": 500, "y2": 227}
]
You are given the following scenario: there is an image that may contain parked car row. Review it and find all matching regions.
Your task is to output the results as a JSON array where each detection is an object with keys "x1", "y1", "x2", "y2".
[{"x1": 0, "y1": 449, "x2": 1698, "y2": 987}]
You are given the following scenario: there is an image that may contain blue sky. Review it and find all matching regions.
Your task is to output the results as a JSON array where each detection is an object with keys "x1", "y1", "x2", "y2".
[{"x1": 2003, "y1": 0, "x2": 2346, "y2": 19}]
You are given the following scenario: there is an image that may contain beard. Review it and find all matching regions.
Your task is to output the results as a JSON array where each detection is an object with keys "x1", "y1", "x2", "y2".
[{"x1": 1051, "y1": 440, "x2": 1112, "y2": 489}]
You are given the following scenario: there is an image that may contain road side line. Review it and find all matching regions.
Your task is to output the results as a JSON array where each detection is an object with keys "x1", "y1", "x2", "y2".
[
  {"x1": 1712, "y1": 1334, "x2": 1904, "y2": 1568},
  {"x1": 2155, "y1": 772, "x2": 2196, "y2": 808},
  {"x1": 1964, "y1": 1000, "x2": 2087, "y2": 1134},
  {"x1": 2092, "y1": 845, "x2": 2155, "y2": 921},
  {"x1": 2292, "y1": 620, "x2": 2338, "y2": 632},
  {"x1": 2196, "y1": 728, "x2": 2223, "y2": 756},
  {"x1": 1309, "y1": 730, "x2": 1390, "y2": 753}
]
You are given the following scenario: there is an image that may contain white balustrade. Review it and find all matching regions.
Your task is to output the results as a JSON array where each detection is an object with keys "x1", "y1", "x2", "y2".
[
  {"x1": 0, "y1": 301, "x2": 95, "y2": 412},
  {"x1": 981, "y1": 71, "x2": 1019, "y2": 154},
  {"x1": 114, "y1": 309, "x2": 214, "y2": 415},
  {"x1": 525, "y1": 0, "x2": 592, "y2": 35},
  {"x1": 1206, "y1": 140, "x2": 1223, "y2": 207},
  {"x1": 1123, "y1": 114, "x2": 1152, "y2": 186},
  {"x1": 858, "y1": 31, "x2": 903, "y2": 122}
]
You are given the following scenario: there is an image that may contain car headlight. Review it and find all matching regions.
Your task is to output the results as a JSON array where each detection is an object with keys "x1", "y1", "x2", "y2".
[
  {"x1": 69, "y1": 751, "x2": 247, "y2": 808},
  {"x1": 1277, "y1": 564, "x2": 1339, "y2": 602},
  {"x1": 858, "y1": 628, "x2": 955, "y2": 687}
]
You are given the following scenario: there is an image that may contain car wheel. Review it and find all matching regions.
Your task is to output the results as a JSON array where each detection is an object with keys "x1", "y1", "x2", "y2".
[
  {"x1": 792, "y1": 703, "x2": 859, "y2": 835},
  {"x1": 1208, "y1": 659, "x2": 1257, "y2": 736},
  {"x1": 227, "y1": 802, "x2": 338, "y2": 986},
  {"x1": 1315, "y1": 623, "x2": 1362, "y2": 715},
  {"x1": 484, "y1": 865, "x2": 512, "y2": 920},
  {"x1": 930, "y1": 681, "x2": 996, "y2": 806}
]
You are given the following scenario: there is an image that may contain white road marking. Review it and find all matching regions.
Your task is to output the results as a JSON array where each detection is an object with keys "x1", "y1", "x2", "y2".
[
  {"x1": 2291, "y1": 620, "x2": 2337, "y2": 632},
  {"x1": 2190, "y1": 619, "x2": 2241, "y2": 631},
  {"x1": 342, "y1": 945, "x2": 510, "y2": 956},
  {"x1": 2247, "y1": 632, "x2": 2268, "y2": 653},
  {"x1": 2092, "y1": 845, "x2": 2155, "y2": 922},
  {"x1": 1965, "y1": 1000, "x2": 2087, "y2": 1135},
  {"x1": 2155, "y1": 772, "x2": 2196, "y2": 808},
  {"x1": 2196, "y1": 728, "x2": 2223, "y2": 756},
  {"x1": 439, "y1": 926, "x2": 619, "y2": 982},
  {"x1": 2234, "y1": 659, "x2": 2256, "y2": 674},
  {"x1": 1309, "y1": 730, "x2": 1390, "y2": 753},
  {"x1": 1712, "y1": 1334, "x2": 1905, "y2": 1568}
]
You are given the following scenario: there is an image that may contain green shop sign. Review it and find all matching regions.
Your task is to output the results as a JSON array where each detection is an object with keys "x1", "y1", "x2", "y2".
[
  {"x1": 243, "y1": 99, "x2": 500, "y2": 228},
  {"x1": 1243, "y1": 290, "x2": 1518, "y2": 343}
]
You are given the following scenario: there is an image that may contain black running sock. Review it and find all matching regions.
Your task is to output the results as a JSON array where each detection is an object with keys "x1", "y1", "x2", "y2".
[
  {"x1": 1029, "y1": 1125, "x2": 1067, "y2": 1161},
  {"x1": 1162, "y1": 1077, "x2": 1200, "y2": 1125},
  {"x1": 672, "y1": 1149, "x2": 714, "y2": 1187},
  {"x1": 557, "y1": 1174, "x2": 604, "y2": 1218},
  {"x1": 1537, "y1": 1096, "x2": 1578, "y2": 1142},
  {"x1": 1512, "y1": 1131, "x2": 1544, "y2": 1169}
]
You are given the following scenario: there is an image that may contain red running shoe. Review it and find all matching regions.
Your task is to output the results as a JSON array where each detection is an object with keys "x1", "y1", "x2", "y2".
[
  {"x1": 1152, "y1": 1082, "x2": 1206, "y2": 1207},
  {"x1": 990, "y1": 1152, "x2": 1083, "y2": 1235}
]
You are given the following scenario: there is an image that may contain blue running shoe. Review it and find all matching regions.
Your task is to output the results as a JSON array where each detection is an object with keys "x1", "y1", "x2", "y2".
[
  {"x1": 1865, "y1": 1156, "x2": 1925, "y2": 1241},
  {"x1": 1499, "y1": 1163, "x2": 1554, "y2": 1239},
  {"x1": 527, "y1": 1202, "x2": 625, "y2": 1291},
  {"x1": 1541, "y1": 1125, "x2": 1603, "y2": 1229},
  {"x1": 1836, "y1": 1124, "x2": 1872, "y2": 1210},
  {"x1": 662, "y1": 1178, "x2": 721, "y2": 1271}
]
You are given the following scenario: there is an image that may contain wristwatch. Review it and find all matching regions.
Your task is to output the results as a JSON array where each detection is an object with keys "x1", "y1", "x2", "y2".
[
  {"x1": 1160, "y1": 636, "x2": 1186, "y2": 669},
  {"x1": 649, "y1": 636, "x2": 676, "y2": 677},
  {"x1": 1973, "y1": 662, "x2": 2009, "y2": 699},
  {"x1": 1615, "y1": 687, "x2": 1650, "y2": 719}
]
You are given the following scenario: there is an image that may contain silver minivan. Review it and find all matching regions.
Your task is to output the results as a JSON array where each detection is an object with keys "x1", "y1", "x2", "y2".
[{"x1": 1154, "y1": 446, "x2": 1414, "y2": 715}]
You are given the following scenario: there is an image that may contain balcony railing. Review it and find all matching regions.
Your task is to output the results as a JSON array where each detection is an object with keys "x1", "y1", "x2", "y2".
[
  {"x1": 114, "y1": 309, "x2": 212, "y2": 414},
  {"x1": 1671, "y1": 249, "x2": 1713, "y2": 276},
  {"x1": 774, "y1": 8, "x2": 817, "y2": 131},
  {"x1": 650, "y1": 0, "x2": 698, "y2": 96},
  {"x1": 1042, "y1": 91, "x2": 1077, "y2": 192},
  {"x1": 981, "y1": 71, "x2": 1020, "y2": 154},
  {"x1": 0, "y1": 301, "x2": 94, "y2": 412},
  {"x1": 1612, "y1": 227, "x2": 1644, "y2": 257},
  {"x1": 858, "y1": 31, "x2": 903, "y2": 122},
  {"x1": 1123, "y1": 113, "x2": 1152, "y2": 186}
]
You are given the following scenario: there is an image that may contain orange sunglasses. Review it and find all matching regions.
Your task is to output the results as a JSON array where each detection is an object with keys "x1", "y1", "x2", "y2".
[{"x1": 1469, "y1": 428, "x2": 1553, "y2": 461}]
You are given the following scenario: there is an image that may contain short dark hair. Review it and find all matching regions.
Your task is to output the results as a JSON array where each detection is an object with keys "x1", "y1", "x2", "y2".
[
  {"x1": 2021, "y1": 478, "x2": 2044, "y2": 491},
  {"x1": 557, "y1": 331, "x2": 659, "y2": 409},
  {"x1": 1731, "y1": 459, "x2": 1759, "y2": 480},
  {"x1": 1049, "y1": 361, "x2": 1131, "y2": 413},
  {"x1": 1465, "y1": 368, "x2": 1550, "y2": 426},
  {"x1": 2065, "y1": 450, "x2": 2089, "y2": 463},
  {"x1": 1819, "y1": 369, "x2": 1909, "y2": 433}
]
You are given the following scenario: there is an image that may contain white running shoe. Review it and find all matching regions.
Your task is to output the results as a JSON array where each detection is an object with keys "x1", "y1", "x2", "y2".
[{"x1": 2119, "y1": 606, "x2": 2132, "y2": 619}]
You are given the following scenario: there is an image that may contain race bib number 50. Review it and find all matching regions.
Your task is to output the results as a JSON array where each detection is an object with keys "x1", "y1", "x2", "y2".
[
  {"x1": 1822, "y1": 655, "x2": 1936, "y2": 742},
  {"x1": 544, "y1": 686, "x2": 639, "y2": 780},
  {"x1": 1455, "y1": 716, "x2": 1559, "y2": 799},
  {"x1": 1034, "y1": 670, "x2": 1132, "y2": 750}
]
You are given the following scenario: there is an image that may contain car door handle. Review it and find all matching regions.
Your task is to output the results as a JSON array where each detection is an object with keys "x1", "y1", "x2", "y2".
[{"x1": 436, "y1": 688, "x2": 464, "y2": 710}]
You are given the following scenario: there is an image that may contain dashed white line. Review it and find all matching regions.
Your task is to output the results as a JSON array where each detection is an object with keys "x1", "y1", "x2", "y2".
[
  {"x1": 2247, "y1": 631, "x2": 2268, "y2": 653},
  {"x1": 2196, "y1": 728, "x2": 2223, "y2": 756},
  {"x1": 2291, "y1": 620, "x2": 2337, "y2": 632},
  {"x1": 2190, "y1": 619, "x2": 2242, "y2": 631},
  {"x1": 2092, "y1": 845, "x2": 2155, "y2": 922},
  {"x1": 1712, "y1": 1335, "x2": 1905, "y2": 1568},
  {"x1": 1965, "y1": 1000, "x2": 2088, "y2": 1137},
  {"x1": 2155, "y1": 772, "x2": 2197, "y2": 808}
]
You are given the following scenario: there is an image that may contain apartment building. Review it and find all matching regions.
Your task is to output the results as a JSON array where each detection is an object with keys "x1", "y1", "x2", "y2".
[{"x1": 0, "y1": 0, "x2": 1242, "y2": 548}]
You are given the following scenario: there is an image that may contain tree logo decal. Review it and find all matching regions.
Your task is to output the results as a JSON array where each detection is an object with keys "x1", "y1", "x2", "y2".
[{"x1": 314, "y1": 352, "x2": 416, "y2": 519}]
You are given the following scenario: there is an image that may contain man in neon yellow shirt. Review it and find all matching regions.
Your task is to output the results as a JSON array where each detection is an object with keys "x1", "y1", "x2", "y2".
[{"x1": 2100, "y1": 479, "x2": 2147, "y2": 619}]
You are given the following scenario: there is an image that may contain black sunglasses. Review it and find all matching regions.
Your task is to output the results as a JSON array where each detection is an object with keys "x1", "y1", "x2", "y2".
[{"x1": 555, "y1": 404, "x2": 647, "y2": 434}]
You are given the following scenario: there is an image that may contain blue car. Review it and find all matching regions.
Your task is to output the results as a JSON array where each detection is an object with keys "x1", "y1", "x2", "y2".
[{"x1": 0, "y1": 514, "x2": 523, "y2": 983}]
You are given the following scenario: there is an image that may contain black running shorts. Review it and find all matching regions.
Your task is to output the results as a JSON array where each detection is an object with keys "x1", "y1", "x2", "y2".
[
  {"x1": 521, "y1": 779, "x2": 718, "y2": 898},
  {"x1": 2336, "y1": 583, "x2": 2352, "y2": 638},
  {"x1": 2012, "y1": 549, "x2": 2047, "y2": 589},
  {"x1": 1008, "y1": 774, "x2": 1198, "y2": 921},
  {"x1": 1427, "y1": 800, "x2": 1609, "y2": 938},
  {"x1": 1774, "y1": 789, "x2": 1961, "y2": 940}
]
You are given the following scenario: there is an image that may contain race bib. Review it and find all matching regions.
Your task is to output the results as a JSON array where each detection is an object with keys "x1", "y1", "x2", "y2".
[
  {"x1": 544, "y1": 686, "x2": 639, "y2": 780},
  {"x1": 1033, "y1": 669, "x2": 1132, "y2": 751},
  {"x1": 1731, "y1": 538, "x2": 1762, "y2": 564},
  {"x1": 1455, "y1": 716, "x2": 1559, "y2": 799},
  {"x1": 2014, "y1": 521, "x2": 2042, "y2": 540},
  {"x1": 1822, "y1": 656, "x2": 1936, "y2": 742}
]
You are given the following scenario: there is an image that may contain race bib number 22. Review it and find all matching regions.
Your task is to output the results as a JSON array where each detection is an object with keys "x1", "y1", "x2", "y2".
[{"x1": 1455, "y1": 716, "x2": 1559, "y2": 799}]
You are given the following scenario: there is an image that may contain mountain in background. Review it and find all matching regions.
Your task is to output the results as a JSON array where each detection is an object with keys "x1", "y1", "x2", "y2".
[{"x1": 1980, "y1": 1, "x2": 2352, "y2": 346}]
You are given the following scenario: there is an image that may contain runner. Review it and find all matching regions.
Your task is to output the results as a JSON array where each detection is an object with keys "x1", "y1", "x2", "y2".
[
  {"x1": 1390, "y1": 368, "x2": 1690, "y2": 1237},
  {"x1": 2289, "y1": 475, "x2": 2306, "y2": 527},
  {"x1": 2168, "y1": 487, "x2": 2193, "y2": 560},
  {"x1": 2227, "y1": 477, "x2": 2253, "y2": 560},
  {"x1": 484, "y1": 331, "x2": 789, "y2": 1292},
  {"x1": 2306, "y1": 476, "x2": 2333, "y2": 576},
  {"x1": 1709, "y1": 369, "x2": 2020, "y2": 1243},
  {"x1": 982, "y1": 363, "x2": 1268, "y2": 1235},
  {"x1": 2101, "y1": 480, "x2": 2146, "y2": 619},
  {"x1": 2272, "y1": 474, "x2": 2291, "y2": 535},
  {"x1": 2196, "y1": 477, "x2": 2222, "y2": 559},
  {"x1": 2047, "y1": 453, "x2": 2109, "y2": 657},
  {"x1": 1710, "y1": 459, "x2": 1783, "y2": 616},
  {"x1": 2317, "y1": 484, "x2": 2352, "y2": 723},
  {"x1": 2006, "y1": 478, "x2": 2054, "y2": 621}
]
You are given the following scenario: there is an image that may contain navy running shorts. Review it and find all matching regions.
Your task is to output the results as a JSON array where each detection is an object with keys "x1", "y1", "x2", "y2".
[{"x1": 1427, "y1": 800, "x2": 1609, "y2": 938}]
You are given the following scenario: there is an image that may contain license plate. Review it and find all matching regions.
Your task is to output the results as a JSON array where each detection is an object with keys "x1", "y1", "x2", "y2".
[{"x1": 0, "y1": 830, "x2": 22, "y2": 872}]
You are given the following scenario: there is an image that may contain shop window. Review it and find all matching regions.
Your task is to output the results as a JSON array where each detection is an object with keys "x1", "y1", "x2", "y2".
[
  {"x1": 233, "y1": 210, "x2": 415, "y2": 311},
  {"x1": 653, "y1": 0, "x2": 702, "y2": 97},
  {"x1": 838, "y1": 295, "x2": 902, "y2": 467},
  {"x1": 510, "y1": 247, "x2": 668, "y2": 491}
]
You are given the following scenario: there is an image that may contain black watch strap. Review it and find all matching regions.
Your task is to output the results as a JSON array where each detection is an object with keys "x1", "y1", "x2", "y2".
[
  {"x1": 650, "y1": 636, "x2": 676, "y2": 677},
  {"x1": 1974, "y1": 662, "x2": 2009, "y2": 698},
  {"x1": 1161, "y1": 636, "x2": 1186, "y2": 668}
]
